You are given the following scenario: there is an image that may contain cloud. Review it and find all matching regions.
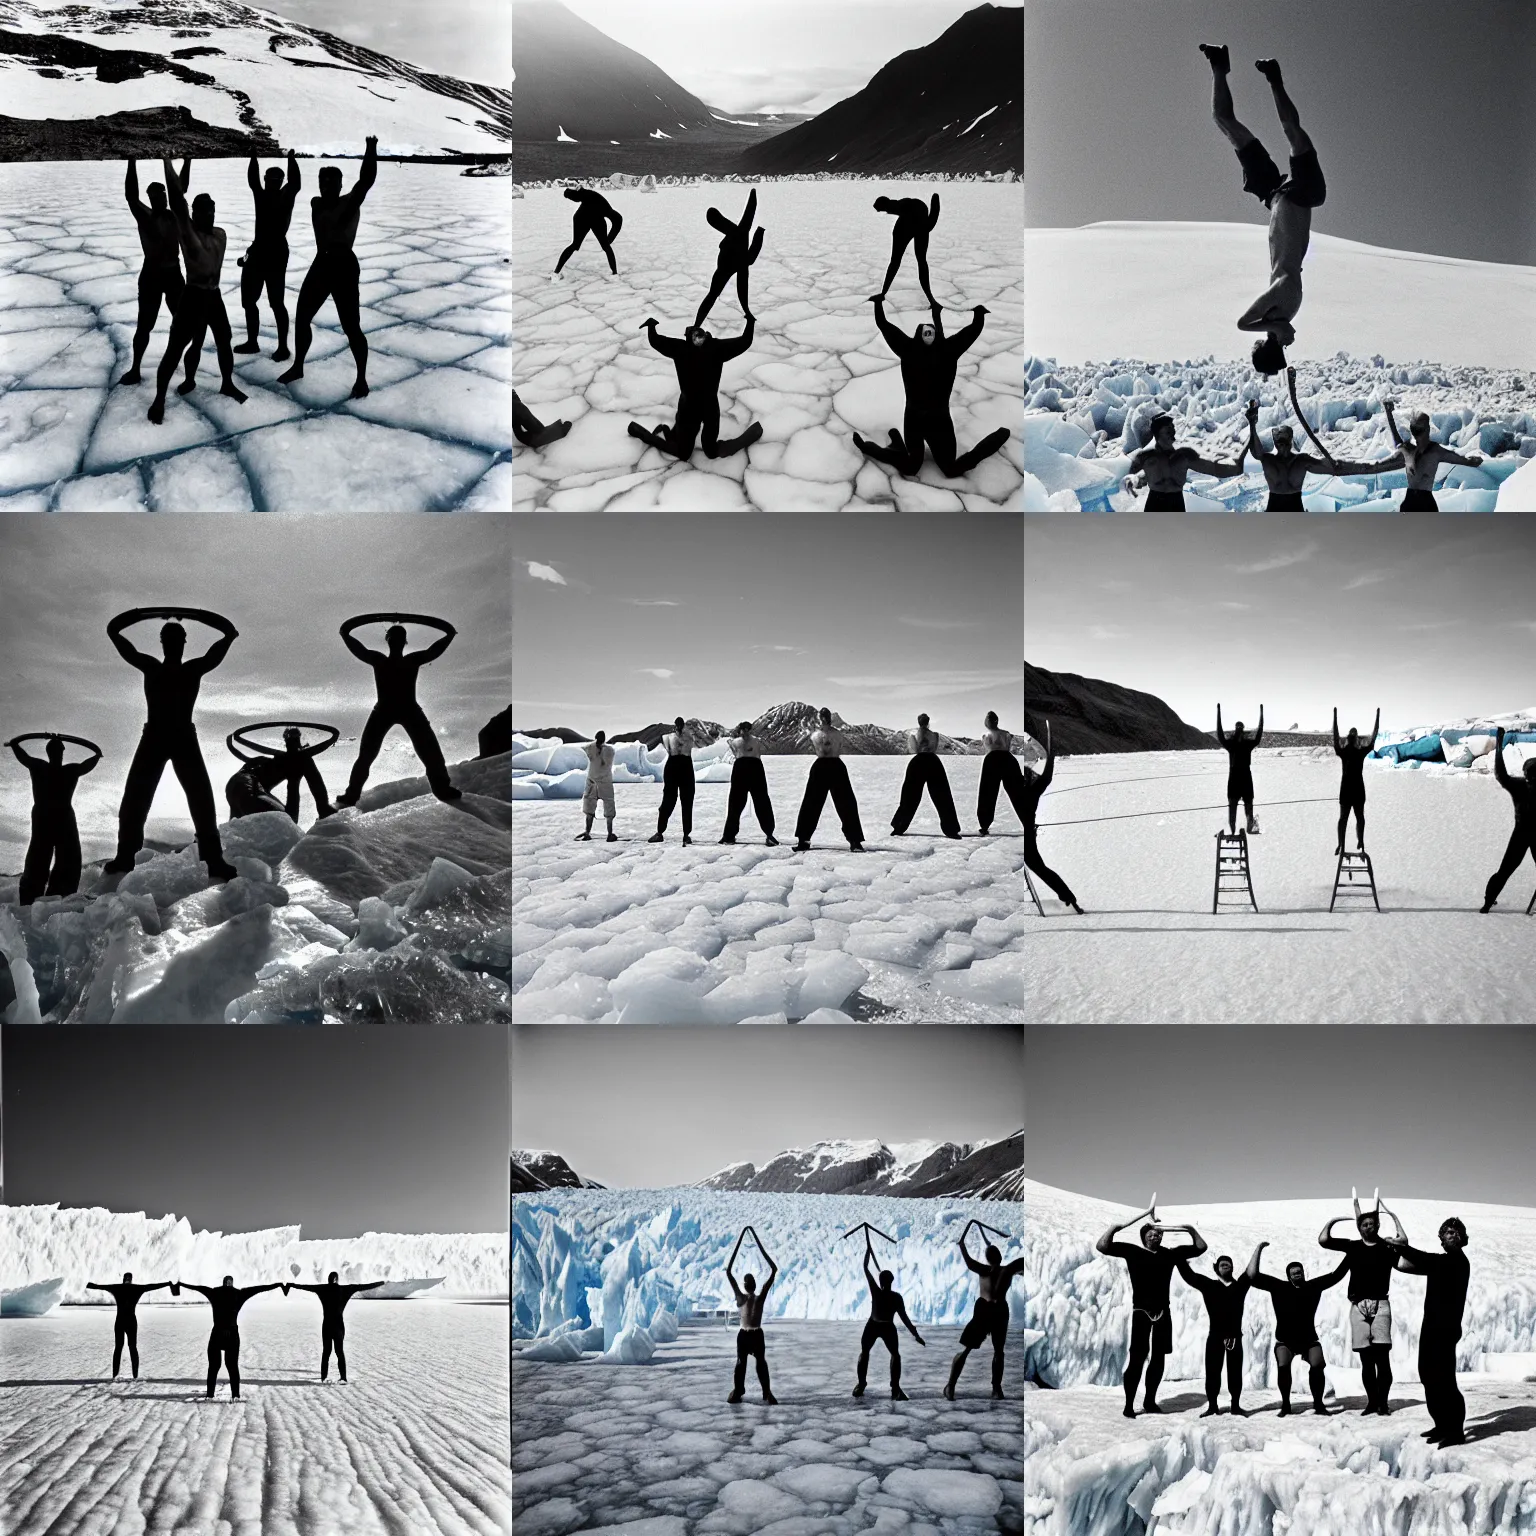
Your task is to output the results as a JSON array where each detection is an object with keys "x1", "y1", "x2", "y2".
[
  {"x1": 751, "y1": 644, "x2": 805, "y2": 654},
  {"x1": 627, "y1": 599, "x2": 680, "y2": 607},
  {"x1": 1228, "y1": 541, "x2": 1319, "y2": 576},
  {"x1": 897, "y1": 617, "x2": 978, "y2": 631},
  {"x1": 1087, "y1": 625, "x2": 1128, "y2": 640},
  {"x1": 525, "y1": 562, "x2": 567, "y2": 586},
  {"x1": 1216, "y1": 601, "x2": 1251, "y2": 611},
  {"x1": 638, "y1": 668, "x2": 676, "y2": 680},
  {"x1": 1343, "y1": 572, "x2": 1387, "y2": 591}
]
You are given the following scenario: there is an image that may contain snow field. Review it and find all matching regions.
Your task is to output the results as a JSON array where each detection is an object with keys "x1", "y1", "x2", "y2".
[
  {"x1": 1025, "y1": 750, "x2": 1536, "y2": 1023},
  {"x1": 514, "y1": 1321, "x2": 1024, "y2": 1535},
  {"x1": 513, "y1": 758, "x2": 1026, "y2": 1024},
  {"x1": 512, "y1": 183, "x2": 1022, "y2": 511},
  {"x1": 0, "y1": 163, "x2": 511, "y2": 510},
  {"x1": 1, "y1": 1303, "x2": 510, "y2": 1536}
]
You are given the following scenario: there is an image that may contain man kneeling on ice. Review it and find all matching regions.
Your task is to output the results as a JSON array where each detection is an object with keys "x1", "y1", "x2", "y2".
[{"x1": 726, "y1": 1225, "x2": 778, "y2": 1404}]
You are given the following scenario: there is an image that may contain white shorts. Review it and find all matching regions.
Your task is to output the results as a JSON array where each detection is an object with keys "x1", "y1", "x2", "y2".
[
  {"x1": 1349, "y1": 1297, "x2": 1392, "y2": 1350},
  {"x1": 582, "y1": 781, "x2": 615, "y2": 815}
]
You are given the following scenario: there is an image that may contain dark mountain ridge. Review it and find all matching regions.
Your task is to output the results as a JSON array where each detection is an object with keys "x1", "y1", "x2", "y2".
[{"x1": 1025, "y1": 662, "x2": 1214, "y2": 754}]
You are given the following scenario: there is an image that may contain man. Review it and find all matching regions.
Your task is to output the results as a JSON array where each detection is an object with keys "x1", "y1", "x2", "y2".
[
  {"x1": 945, "y1": 1220, "x2": 1025, "y2": 1402},
  {"x1": 793, "y1": 707, "x2": 865, "y2": 852},
  {"x1": 335, "y1": 616, "x2": 461, "y2": 806},
  {"x1": 1383, "y1": 401, "x2": 1485, "y2": 512},
  {"x1": 104, "y1": 608, "x2": 240, "y2": 882},
  {"x1": 1096, "y1": 1202, "x2": 1208, "y2": 1417},
  {"x1": 1318, "y1": 1194, "x2": 1409, "y2": 1415},
  {"x1": 147, "y1": 156, "x2": 247, "y2": 423},
  {"x1": 1179, "y1": 1247, "x2": 1260, "y2": 1417},
  {"x1": 7, "y1": 734, "x2": 101, "y2": 903},
  {"x1": 119, "y1": 156, "x2": 190, "y2": 387},
  {"x1": 1395, "y1": 1217, "x2": 1471, "y2": 1445},
  {"x1": 514, "y1": 391, "x2": 572, "y2": 449},
  {"x1": 578, "y1": 729, "x2": 617, "y2": 842},
  {"x1": 1244, "y1": 386, "x2": 1398, "y2": 510},
  {"x1": 84, "y1": 1271, "x2": 173, "y2": 1379},
  {"x1": 979, "y1": 710, "x2": 1028, "y2": 835},
  {"x1": 1248, "y1": 1242, "x2": 1348, "y2": 1416},
  {"x1": 871, "y1": 193, "x2": 941, "y2": 307},
  {"x1": 853, "y1": 1230, "x2": 925, "y2": 1400},
  {"x1": 1021, "y1": 720, "x2": 1082, "y2": 913},
  {"x1": 1199, "y1": 47, "x2": 1326, "y2": 374},
  {"x1": 1480, "y1": 726, "x2": 1536, "y2": 912},
  {"x1": 553, "y1": 185, "x2": 623, "y2": 277},
  {"x1": 278, "y1": 137, "x2": 378, "y2": 400},
  {"x1": 234, "y1": 151, "x2": 301, "y2": 359},
  {"x1": 1128, "y1": 414, "x2": 1244, "y2": 511},
  {"x1": 1216, "y1": 703, "x2": 1264, "y2": 836},
  {"x1": 891, "y1": 713, "x2": 960, "y2": 840},
  {"x1": 853, "y1": 297, "x2": 1010, "y2": 479},
  {"x1": 225, "y1": 726, "x2": 334, "y2": 822},
  {"x1": 1332, "y1": 707, "x2": 1379, "y2": 855},
  {"x1": 648, "y1": 717, "x2": 695, "y2": 845},
  {"x1": 725, "y1": 1225, "x2": 778, "y2": 1404},
  {"x1": 695, "y1": 188, "x2": 765, "y2": 327},
  {"x1": 720, "y1": 721, "x2": 776, "y2": 846},
  {"x1": 628, "y1": 315, "x2": 763, "y2": 461},
  {"x1": 178, "y1": 1274, "x2": 285, "y2": 1400},
  {"x1": 282, "y1": 1272, "x2": 384, "y2": 1383}
]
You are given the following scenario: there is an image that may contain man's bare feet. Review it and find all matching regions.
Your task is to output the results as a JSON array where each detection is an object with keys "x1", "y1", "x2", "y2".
[
  {"x1": 221, "y1": 381, "x2": 248, "y2": 403},
  {"x1": 350, "y1": 378, "x2": 370, "y2": 399},
  {"x1": 1199, "y1": 43, "x2": 1229, "y2": 71},
  {"x1": 277, "y1": 363, "x2": 304, "y2": 383},
  {"x1": 147, "y1": 398, "x2": 166, "y2": 423},
  {"x1": 176, "y1": 378, "x2": 197, "y2": 396},
  {"x1": 234, "y1": 340, "x2": 260, "y2": 354},
  {"x1": 273, "y1": 345, "x2": 291, "y2": 361},
  {"x1": 118, "y1": 368, "x2": 142, "y2": 386},
  {"x1": 1256, "y1": 58, "x2": 1283, "y2": 84}
]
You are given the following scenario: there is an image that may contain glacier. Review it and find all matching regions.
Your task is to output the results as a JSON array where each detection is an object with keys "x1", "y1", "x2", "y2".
[{"x1": 2, "y1": 1203, "x2": 509, "y2": 1302}]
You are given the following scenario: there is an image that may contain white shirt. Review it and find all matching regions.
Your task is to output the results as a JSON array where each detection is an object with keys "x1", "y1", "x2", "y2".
[{"x1": 583, "y1": 742, "x2": 615, "y2": 783}]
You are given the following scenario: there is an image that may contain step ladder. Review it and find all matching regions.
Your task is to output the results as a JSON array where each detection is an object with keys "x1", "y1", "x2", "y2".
[
  {"x1": 1330, "y1": 849, "x2": 1381, "y2": 913},
  {"x1": 1212, "y1": 830, "x2": 1257, "y2": 913},
  {"x1": 1024, "y1": 864, "x2": 1045, "y2": 917}
]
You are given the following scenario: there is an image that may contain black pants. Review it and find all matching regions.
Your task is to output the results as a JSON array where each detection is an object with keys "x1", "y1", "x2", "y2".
[
  {"x1": 132, "y1": 263, "x2": 185, "y2": 366},
  {"x1": 1419, "y1": 1327, "x2": 1463, "y2": 1437},
  {"x1": 1274, "y1": 1340, "x2": 1326, "y2": 1408},
  {"x1": 1025, "y1": 828, "x2": 1077, "y2": 907},
  {"x1": 20, "y1": 804, "x2": 82, "y2": 904},
  {"x1": 1338, "y1": 789, "x2": 1365, "y2": 847},
  {"x1": 514, "y1": 391, "x2": 565, "y2": 448},
  {"x1": 227, "y1": 768, "x2": 287, "y2": 818},
  {"x1": 344, "y1": 704, "x2": 455, "y2": 800},
  {"x1": 157, "y1": 285, "x2": 236, "y2": 394},
  {"x1": 240, "y1": 239, "x2": 290, "y2": 346},
  {"x1": 1485, "y1": 828, "x2": 1534, "y2": 906},
  {"x1": 1401, "y1": 488, "x2": 1439, "y2": 512},
  {"x1": 857, "y1": 1317, "x2": 901, "y2": 1390},
  {"x1": 637, "y1": 393, "x2": 758, "y2": 461},
  {"x1": 1204, "y1": 1333, "x2": 1243, "y2": 1407},
  {"x1": 978, "y1": 749, "x2": 1027, "y2": 832},
  {"x1": 795, "y1": 757, "x2": 864, "y2": 845},
  {"x1": 1227, "y1": 773, "x2": 1255, "y2": 826},
  {"x1": 891, "y1": 754, "x2": 960, "y2": 837},
  {"x1": 322, "y1": 1319, "x2": 347, "y2": 1381},
  {"x1": 658, "y1": 755, "x2": 695, "y2": 835},
  {"x1": 113, "y1": 1317, "x2": 139, "y2": 1377},
  {"x1": 857, "y1": 407, "x2": 1007, "y2": 479},
  {"x1": 1359, "y1": 1343, "x2": 1393, "y2": 1411},
  {"x1": 1124, "y1": 1308, "x2": 1171, "y2": 1407},
  {"x1": 114, "y1": 724, "x2": 226, "y2": 870},
  {"x1": 207, "y1": 1326, "x2": 241, "y2": 1397},
  {"x1": 555, "y1": 211, "x2": 621, "y2": 274},
  {"x1": 734, "y1": 1328, "x2": 770, "y2": 1396},
  {"x1": 293, "y1": 250, "x2": 366, "y2": 377},
  {"x1": 723, "y1": 757, "x2": 774, "y2": 838}
]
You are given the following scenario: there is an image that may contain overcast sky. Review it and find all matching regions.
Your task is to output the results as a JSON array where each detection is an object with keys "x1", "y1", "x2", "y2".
[
  {"x1": 0, "y1": 516, "x2": 508, "y2": 873},
  {"x1": 3, "y1": 1026, "x2": 508, "y2": 1236},
  {"x1": 513, "y1": 515, "x2": 1023, "y2": 740},
  {"x1": 1026, "y1": 0, "x2": 1536, "y2": 265},
  {"x1": 1028, "y1": 1026, "x2": 1536, "y2": 1206},
  {"x1": 259, "y1": 0, "x2": 511, "y2": 88},
  {"x1": 512, "y1": 1026, "x2": 1022, "y2": 1186},
  {"x1": 1025, "y1": 519, "x2": 1536, "y2": 733},
  {"x1": 530, "y1": 0, "x2": 1002, "y2": 114}
]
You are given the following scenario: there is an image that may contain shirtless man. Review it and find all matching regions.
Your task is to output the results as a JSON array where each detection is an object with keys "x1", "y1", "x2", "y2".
[
  {"x1": 871, "y1": 193, "x2": 940, "y2": 307},
  {"x1": 282, "y1": 1272, "x2": 384, "y2": 1382},
  {"x1": 1333, "y1": 707, "x2": 1379, "y2": 854},
  {"x1": 1249, "y1": 1243, "x2": 1348, "y2": 1415},
  {"x1": 85, "y1": 1271, "x2": 173, "y2": 1379},
  {"x1": 279, "y1": 137, "x2": 377, "y2": 399},
  {"x1": 224, "y1": 726, "x2": 334, "y2": 823},
  {"x1": 578, "y1": 729, "x2": 617, "y2": 841},
  {"x1": 147, "y1": 157, "x2": 247, "y2": 423},
  {"x1": 1217, "y1": 703, "x2": 1263, "y2": 835},
  {"x1": 235, "y1": 151, "x2": 302, "y2": 358},
  {"x1": 794, "y1": 707, "x2": 865, "y2": 852},
  {"x1": 1096, "y1": 1202, "x2": 1207, "y2": 1416},
  {"x1": 945, "y1": 1220, "x2": 1025, "y2": 1401},
  {"x1": 1200, "y1": 47, "x2": 1326, "y2": 375},
  {"x1": 980, "y1": 710, "x2": 1029, "y2": 835},
  {"x1": 725, "y1": 1225, "x2": 779, "y2": 1404},
  {"x1": 1128, "y1": 414, "x2": 1244, "y2": 511},
  {"x1": 648, "y1": 717, "x2": 695, "y2": 845},
  {"x1": 853, "y1": 1230, "x2": 925, "y2": 1400},
  {"x1": 891, "y1": 712, "x2": 961, "y2": 839},
  {"x1": 1383, "y1": 401, "x2": 1484, "y2": 512},
  {"x1": 1245, "y1": 385, "x2": 1399, "y2": 510},
  {"x1": 720, "y1": 721, "x2": 777, "y2": 845},
  {"x1": 1319, "y1": 1191, "x2": 1409, "y2": 1415},
  {"x1": 119, "y1": 157, "x2": 190, "y2": 386},
  {"x1": 177, "y1": 1275, "x2": 285, "y2": 1399}
]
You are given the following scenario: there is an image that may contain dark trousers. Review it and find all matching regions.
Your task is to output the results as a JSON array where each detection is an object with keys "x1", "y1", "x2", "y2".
[
  {"x1": 1204, "y1": 1333, "x2": 1243, "y2": 1407},
  {"x1": 113, "y1": 1317, "x2": 139, "y2": 1377},
  {"x1": 734, "y1": 1328, "x2": 771, "y2": 1396},
  {"x1": 1275, "y1": 1341, "x2": 1326, "y2": 1408},
  {"x1": 1025, "y1": 829, "x2": 1078, "y2": 907},
  {"x1": 1359, "y1": 1343, "x2": 1393, "y2": 1411},
  {"x1": 978, "y1": 750, "x2": 1027, "y2": 831},
  {"x1": 1419, "y1": 1327, "x2": 1463, "y2": 1436},
  {"x1": 240, "y1": 239, "x2": 290, "y2": 346},
  {"x1": 114, "y1": 724, "x2": 226, "y2": 869},
  {"x1": 722, "y1": 756, "x2": 773, "y2": 838},
  {"x1": 795, "y1": 757, "x2": 864, "y2": 845},
  {"x1": 344, "y1": 705, "x2": 455, "y2": 800},
  {"x1": 891, "y1": 754, "x2": 960, "y2": 836},
  {"x1": 322, "y1": 1319, "x2": 347, "y2": 1381},
  {"x1": 658, "y1": 755, "x2": 695, "y2": 835},
  {"x1": 857, "y1": 1317, "x2": 902, "y2": 1390},
  {"x1": 157, "y1": 285, "x2": 236, "y2": 394},
  {"x1": 20, "y1": 804, "x2": 82, "y2": 904},
  {"x1": 1485, "y1": 829, "x2": 1534, "y2": 906},
  {"x1": 207, "y1": 1326, "x2": 241, "y2": 1397}
]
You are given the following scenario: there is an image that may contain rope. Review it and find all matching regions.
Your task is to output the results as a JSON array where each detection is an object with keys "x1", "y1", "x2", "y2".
[
  {"x1": 1044, "y1": 768, "x2": 1224, "y2": 796},
  {"x1": 1038, "y1": 795, "x2": 1338, "y2": 828}
]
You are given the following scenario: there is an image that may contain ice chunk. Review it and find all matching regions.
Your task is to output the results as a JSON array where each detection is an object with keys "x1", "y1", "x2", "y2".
[
  {"x1": 881, "y1": 1468, "x2": 1003, "y2": 1517},
  {"x1": 345, "y1": 896, "x2": 409, "y2": 951},
  {"x1": 600, "y1": 1322, "x2": 656, "y2": 1363},
  {"x1": 1, "y1": 1277, "x2": 63, "y2": 1316},
  {"x1": 521, "y1": 1333, "x2": 582, "y2": 1361}
]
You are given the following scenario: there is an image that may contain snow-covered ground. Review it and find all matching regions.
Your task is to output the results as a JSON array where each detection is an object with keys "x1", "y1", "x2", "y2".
[
  {"x1": 512, "y1": 757, "x2": 1026, "y2": 1024},
  {"x1": 1024, "y1": 749, "x2": 1536, "y2": 1023},
  {"x1": 0, "y1": 162, "x2": 511, "y2": 511},
  {"x1": 515, "y1": 1321, "x2": 1023, "y2": 1535},
  {"x1": 1, "y1": 1302, "x2": 510, "y2": 1536},
  {"x1": 0, "y1": 754, "x2": 511, "y2": 1024},
  {"x1": 512, "y1": 182, "x2": 1022, "y2": 511}
]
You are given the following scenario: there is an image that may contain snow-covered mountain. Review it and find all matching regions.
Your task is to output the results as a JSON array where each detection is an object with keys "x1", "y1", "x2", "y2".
[
  {"x1": 699, "y1": 1131, "x2": 1023, "y2": 1201},
  {"x1": 0, "y1": 0, "x2": 512, "y2": 157},
  {"x1": 510, "y1": 1150, "x2": 604, "y2": 1192}
]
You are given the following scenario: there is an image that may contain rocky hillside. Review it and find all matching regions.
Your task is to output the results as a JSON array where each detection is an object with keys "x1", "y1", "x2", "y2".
[{"x1": 1025, "y1": 662, "x2": 1214, "y2": 754}]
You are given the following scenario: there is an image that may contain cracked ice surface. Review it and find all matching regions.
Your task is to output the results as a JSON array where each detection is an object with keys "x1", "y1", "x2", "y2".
[
  {"x1": 0, "y1": 163, "x2": 511, "y2": 511},
  {"x1": 2, "y1": 1304, "x2": 510, "y2": 1536},
  {"x1": 513, "y1": 183, "x2": 1022, "y2": 510},
  {"x1": 511, "y1": 758, "x2": 1026, "y2": 1024},
  {"x1": 514, "y1": 1320, "x2": 1023, "y2": 1535}
]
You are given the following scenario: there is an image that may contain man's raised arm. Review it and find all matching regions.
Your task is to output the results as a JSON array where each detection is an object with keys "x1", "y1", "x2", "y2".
[
  {"x1": 176, "y1": 158, "x2": 190, "y2": 194},
  {"x1": 351, "y1": 136, "x2": 378, "y2": 202},
  {"x1": 641, "y1": 318, "x2": 684, "y2": 359},
  {"x1": 163, "y1": 157, "x2": 189, "y2": 224},
  {"x1": 287, "y1": 149, "x2": 301, "y2": 192},
  {"x1": 248, "y1": 155, "x2": 261, "y2": 195},
  {"x1": 1216, "y1": 704, "x2": 1226, "y2": 747},
  {"x1": 928, "y1": 192, "x2": 941, "y2": 227},
  {"x1": 1494, "y1": 728, "x2": 1513, "y2": 790},
  {"x1": 195, "y1": 616, "x2": 240, "y2": 673},
  {"x1": 725, "y1": 1228, "x2": 746, "y2": 1298},
  {"x1": 1253, "y1": 705, "x2": 1264, "y2": 748},
  {"x1": 1243, "y1": 1242, "x2": 1266, "y2": 1282},
  {"x1": 1382, "y1": 401, "x2": 1406, "y2": 451},
  {"x1": 1244, "y1": 400, "x2": 1266, "y2": 467},
  {"x1": 417, "y1": 623, "x2": 457, "y2": 664},
  {"x1": 1332, "y1": 706, "x2": 1341, "y2": 755},
  {"x1": 107, "y1": 611, "x2": 153, "y2": 668},
  {"x1": 1161, "y1": 1223, "x2": 1207, "y2": 1257},
  {"x1": 339, "y1": 618, "x2": 382, "y2": 664},
  {"x1": 244, "y1": 1282, "x2": 284, "y2": 1298},
  {"x1": 946, "y1": 305, "x2": 988, "y2": 357},
  {"x1": 85, "y1": 1280, "x2": 113, "y2": 1294},
  {"x1": 720, "y1": 315, "x2": 756, "y2": 361},
  {"x1": 1191, "y1": 450, "x2": 1245, "y2": 479},
  {"x1": 1095, "y1": 1209, "x2": 1150, "y2": 1256},
  {"x1": 1327, "y1": 453, "x2": 1403, "y2": 476},
  {"x1": 1040, "y1": 725, "x2": 1055, "y2": 791},
  {"x1": 350, "y1": 1281, "x2": 385, "y2": 1296},
  {"x1": 125, "y1": 158, "x2": 146, "y2": 217},
  {"x1": 1317, "y1": 1216, "x2": 1350, "y2": 1250},
  {"x1": 870, "y1": 296, "x2": 908, "y2": 356}
]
